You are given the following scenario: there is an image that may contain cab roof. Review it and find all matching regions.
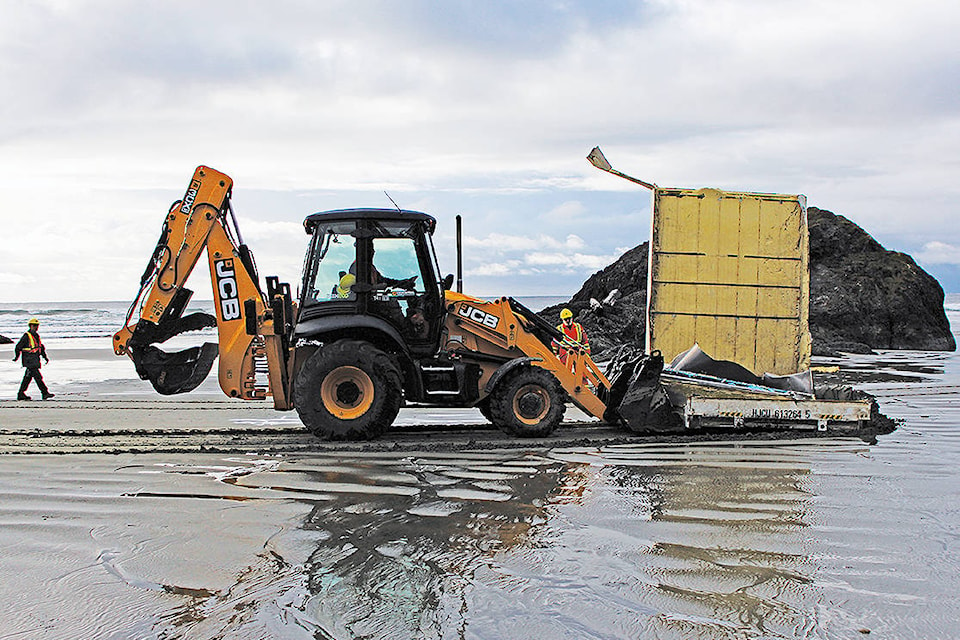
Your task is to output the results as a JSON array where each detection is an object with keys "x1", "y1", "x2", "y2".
[{"x1": 303, "y1": 208, "x2": 436, "y2": 234}]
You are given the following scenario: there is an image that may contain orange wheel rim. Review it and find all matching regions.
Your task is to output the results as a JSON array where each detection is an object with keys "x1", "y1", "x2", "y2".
[
  {"x1": 513, "y1": 384, "x2": 550, "y2": 425},
  {"x1": 321, "y1": 366, "x2": 375, "y2": 419}
]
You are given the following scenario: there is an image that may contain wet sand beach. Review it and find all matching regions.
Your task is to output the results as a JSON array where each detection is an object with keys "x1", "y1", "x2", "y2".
[{"x1": 1, "y1": 308, "x2": 959, "y2": 639}]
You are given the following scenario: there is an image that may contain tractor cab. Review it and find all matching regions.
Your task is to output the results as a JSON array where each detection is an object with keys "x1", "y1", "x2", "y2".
[{"x1": 297, "y1": 209, "x2": 448, "y2": 358}]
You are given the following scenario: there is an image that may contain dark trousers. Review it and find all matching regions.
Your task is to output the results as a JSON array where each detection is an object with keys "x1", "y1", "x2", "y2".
[{"x1": 18, "y1": 367, "x2": 49, "y2": 397}]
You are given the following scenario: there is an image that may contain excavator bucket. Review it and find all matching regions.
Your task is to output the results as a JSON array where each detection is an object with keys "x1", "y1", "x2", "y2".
[
  {"x1": 126, "y1": 301, "x2": 219, "y2": 395},
  {"x1": 603, "y1": 348, "x2": 680, "y2": 432},
  {"x1": 131, "y1": 342, "x2": 219, "y2": 395}
]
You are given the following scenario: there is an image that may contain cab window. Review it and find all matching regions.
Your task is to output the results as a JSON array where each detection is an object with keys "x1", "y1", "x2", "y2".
[
  {"x1": 371, "y1": 237, "x2": 424, "y2": 294},
  {"x1": 304, "y1": 222, "x2": 357, "y2": 303}
]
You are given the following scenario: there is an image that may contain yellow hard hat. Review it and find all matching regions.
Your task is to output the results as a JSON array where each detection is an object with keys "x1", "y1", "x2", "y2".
[
  {"x1": 28, "y1": 318, "x2": 40, "y2": 325},
  {"x1": 336, "y1": 273, "x2": 356, "y2": 298},
  {"x1": 560, "y1": 308, "x2": 573, "y2": 320}
]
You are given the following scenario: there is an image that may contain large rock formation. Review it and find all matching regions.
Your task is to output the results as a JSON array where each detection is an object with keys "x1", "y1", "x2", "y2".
[
  {"x1": 808, "y1": 207, "x2": 954, "y2": 354},
  {"x1": 0, "y1": 334, "x2": 12, "y2": 345},
  {"x1": 542, "y1": 207, "x2": 955, "y2": 358}
]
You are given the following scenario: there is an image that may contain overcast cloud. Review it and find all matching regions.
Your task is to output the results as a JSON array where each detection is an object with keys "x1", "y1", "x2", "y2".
[{"x1": 1, "y1": 0, "x2": 958, "y2": 302}]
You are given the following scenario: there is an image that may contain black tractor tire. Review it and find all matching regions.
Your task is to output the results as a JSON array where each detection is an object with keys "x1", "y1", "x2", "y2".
[
  {"x1": 488, "y1": 366, "x2": 566, "y2": 438},
  {"x1": 293, "y1": 340, "x2": 402, "y2": 440}
]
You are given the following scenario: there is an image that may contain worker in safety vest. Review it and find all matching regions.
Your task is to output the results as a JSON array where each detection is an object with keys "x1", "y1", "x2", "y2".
[
  {"x1": 551, "y1": 308, "x2": 590, "y2": 365},
  {"x1": 335, "y1": 272, "x2": 357, "y2": 299},
  {"x1": 13, "y1": 318, "x2": 54, "y2": 400}
]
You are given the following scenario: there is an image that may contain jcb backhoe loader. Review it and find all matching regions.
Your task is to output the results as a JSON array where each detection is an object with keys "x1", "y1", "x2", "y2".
[{"x1": 114, "y1": 166, "x2": 658, "y2": 440}]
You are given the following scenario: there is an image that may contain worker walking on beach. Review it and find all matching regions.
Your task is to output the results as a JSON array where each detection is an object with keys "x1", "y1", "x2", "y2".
[
  {"x1": 13, "y1": 318, "x2": 54, "y2": 400},
  {"x1": 552, "y1": 308, "x2": 590, "y2": 365}
]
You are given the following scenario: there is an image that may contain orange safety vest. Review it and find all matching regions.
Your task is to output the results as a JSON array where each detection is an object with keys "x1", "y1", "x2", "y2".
[
  {"x1": 553, "y1": 321, "x2": 590, "y2": 363},
  {"x1": 24, "y1": 332, "x2": 42, "y2": 353},
  {"x1": 17, "y1": 330, "x2": 44, "y2": 368}
]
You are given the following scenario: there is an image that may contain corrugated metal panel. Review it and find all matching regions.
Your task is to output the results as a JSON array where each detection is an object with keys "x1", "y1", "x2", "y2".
[{"x1": 646, "y1": 187, "x2": 811, "y2": 375}]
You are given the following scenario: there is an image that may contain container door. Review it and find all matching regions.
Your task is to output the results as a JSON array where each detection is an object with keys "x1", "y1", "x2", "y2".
[{"x1": 647, "y1": 187, "x2": 810, "y2": 375}]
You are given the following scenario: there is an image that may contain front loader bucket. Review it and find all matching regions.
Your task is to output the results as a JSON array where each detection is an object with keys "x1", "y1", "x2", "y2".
[
  {"x1": 603, "y1": 348, "x2": 680, "y2": 432},
  {"x1": 126, "y1": 298, "x2": 220, "y2": 395}
]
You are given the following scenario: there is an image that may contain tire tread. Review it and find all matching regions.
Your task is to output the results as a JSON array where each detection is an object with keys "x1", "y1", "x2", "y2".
[
  {"x1": 488, "y1": 366, "x2": 565, "y2": 437},
  {"x1": 293, "y1": 340, "x2": 402, "y2": 440}
]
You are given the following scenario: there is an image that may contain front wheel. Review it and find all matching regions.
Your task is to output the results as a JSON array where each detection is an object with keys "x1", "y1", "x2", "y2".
[
  {"x1": 293, "y1": 340, "x2": 402, "y2": 440},
  {"x1": 488, "y1": 366, "x2": 566, "y2": 437}
]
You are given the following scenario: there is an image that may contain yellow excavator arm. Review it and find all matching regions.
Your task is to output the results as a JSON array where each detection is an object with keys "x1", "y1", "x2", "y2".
[{"x1": 113, "y1": 166, "x2": 292, "y2": 408}]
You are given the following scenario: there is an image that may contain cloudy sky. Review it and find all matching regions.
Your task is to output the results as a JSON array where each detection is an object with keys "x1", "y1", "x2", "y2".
[{"x1": 1, "y1": 0, "x2": 958, "y2": 303}]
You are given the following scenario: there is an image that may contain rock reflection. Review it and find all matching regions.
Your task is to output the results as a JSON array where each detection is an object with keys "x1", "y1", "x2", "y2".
[{"x1": 814, "y1": 349, "x2": 948, "y2": 385}]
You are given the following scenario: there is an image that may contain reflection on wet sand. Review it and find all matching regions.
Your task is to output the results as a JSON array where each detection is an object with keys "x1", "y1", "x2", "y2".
[
  {"x1": 3, "y1": 311, "x2": 957, "y2": 638},
  {"x1": 157, "y1": 441, "x2": 851, "y2": 639},
  {"x1": 2, "y1": 425, "x2": 954, "y2": 639},
  {"x1": 597, "y1": 446, "x2": 819, "y2": 638},
  {"x1": 222, "y1": 452, "x2": 567, "y2": 639},
  {"x1": 143, "y1": 329, "x2": 960, "y2": 640}
]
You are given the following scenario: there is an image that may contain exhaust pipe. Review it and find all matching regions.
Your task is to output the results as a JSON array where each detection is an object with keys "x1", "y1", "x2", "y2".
[{"x1": 456, "y1": 214, "x2": 463, "y2": 293}]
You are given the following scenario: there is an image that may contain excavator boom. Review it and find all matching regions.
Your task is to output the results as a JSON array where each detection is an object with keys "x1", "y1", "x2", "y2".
[{"x1": 113, "y1": 167, "x2": 291, "y2": 407}]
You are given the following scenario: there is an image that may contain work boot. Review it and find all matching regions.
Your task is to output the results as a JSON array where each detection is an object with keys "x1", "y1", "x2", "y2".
[
  {"x1": 17, "y1": 394, "x2": 31, "y2": 400},
  {"x1": 42, "y1": 392, "x2": 55, "y2": 400}
]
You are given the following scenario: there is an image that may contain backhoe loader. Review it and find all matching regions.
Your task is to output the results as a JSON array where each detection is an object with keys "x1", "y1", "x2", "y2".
[{"x1": 114, "y1": 166, "x2": 653, "y2": 440}]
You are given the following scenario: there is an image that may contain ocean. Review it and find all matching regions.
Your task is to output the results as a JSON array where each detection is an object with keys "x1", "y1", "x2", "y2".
[
  {"x1": 0, "y1": 295, "x2": 571, "y2": 342},
  {"x1": 0, "y1": 295, "x2": 569, "y2": 397},
  {"x1": 5, "y1": 294, "x2": 957, "y2": 342}
]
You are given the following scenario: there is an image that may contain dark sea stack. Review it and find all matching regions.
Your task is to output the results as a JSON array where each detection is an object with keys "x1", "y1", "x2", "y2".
[
  {"x1": 540, "y1": 207, "x2": 955, "y2": 358},
  {"x1": 808, "y1": 207, "x2": 955, "y2": 354},
  {"x1": 0, "y1": 334, "x2": 12, "y2": 345}
]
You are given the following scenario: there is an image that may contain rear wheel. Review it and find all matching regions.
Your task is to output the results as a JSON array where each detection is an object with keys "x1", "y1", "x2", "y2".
[
  {"x1": 488, "y1": 366, "x2": 565, "y2": 437},
  {"x1": 294, "y1": 340, "x2": 402, "y2": 440}
]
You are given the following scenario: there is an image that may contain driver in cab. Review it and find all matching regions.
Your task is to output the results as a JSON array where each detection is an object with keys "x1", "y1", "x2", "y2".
[{"x1": 340, "y1": 247, "x2": 417, "y2": 297}]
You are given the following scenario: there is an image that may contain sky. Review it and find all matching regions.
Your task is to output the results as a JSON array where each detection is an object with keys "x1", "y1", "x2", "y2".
[{"x1": 1, "y1": 0, "x2": 959, "y2": 304}]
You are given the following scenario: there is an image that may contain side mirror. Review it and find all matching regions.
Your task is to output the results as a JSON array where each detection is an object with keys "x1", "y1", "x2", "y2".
[{"x1": 442, "y1": 274, "x2": 454, "y2": 291}]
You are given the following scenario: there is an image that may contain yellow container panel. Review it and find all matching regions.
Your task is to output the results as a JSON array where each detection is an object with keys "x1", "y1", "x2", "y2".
[{"x1": 647, "y1": 188, "x2": 811, "y2": 375}]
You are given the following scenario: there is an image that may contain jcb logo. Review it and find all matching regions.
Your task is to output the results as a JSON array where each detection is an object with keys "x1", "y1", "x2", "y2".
[
  {"x1": 458, "y1": 304, "x2": 499, "y2": 330},
  {"x1": 214, "y1": 259, "x2": 241, "y2": 321}
]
